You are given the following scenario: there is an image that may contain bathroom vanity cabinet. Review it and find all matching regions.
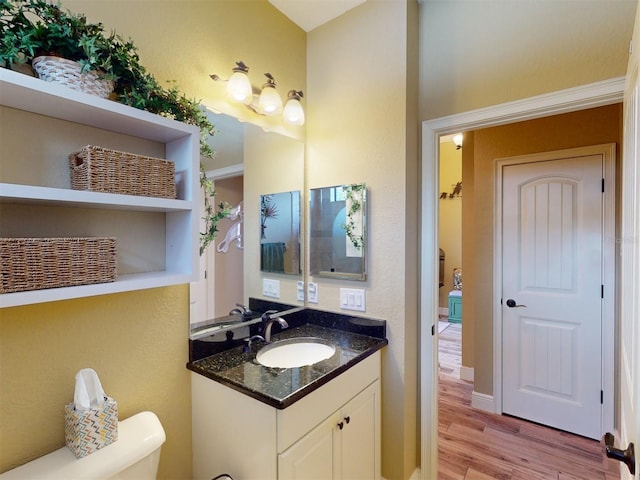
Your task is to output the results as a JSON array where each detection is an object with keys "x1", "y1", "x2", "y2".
[
  {"x1": 191, "y1": 351, "x2": 381, "y2": 480},
  {"x1": 0, "y1": 69, "x2": 199, "y2": 307}
]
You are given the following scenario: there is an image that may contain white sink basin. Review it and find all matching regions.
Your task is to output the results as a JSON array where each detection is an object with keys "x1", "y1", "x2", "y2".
[{"x1": 256, "y1": 337, "x2": 336, "y2": 368}]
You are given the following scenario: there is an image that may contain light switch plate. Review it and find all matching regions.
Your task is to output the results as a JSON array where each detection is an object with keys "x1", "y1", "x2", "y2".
[
  {"x1": 296, "y1": 281, "x2": 305, "y2": 302},
  {"x1": 263, "y1": 278, "x2": 280, "y2": 298},
  {"x1": 340, "y1": 288, "x2": 366, "y2": 312},
  {"x1": 308, "y1": 282, "x2": 318, "y2": 304}
]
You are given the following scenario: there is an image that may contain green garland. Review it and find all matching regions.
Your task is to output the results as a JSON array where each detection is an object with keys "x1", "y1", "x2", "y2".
[{"x1": 341, "y1": 183, "x2": 365, "y2": 250}]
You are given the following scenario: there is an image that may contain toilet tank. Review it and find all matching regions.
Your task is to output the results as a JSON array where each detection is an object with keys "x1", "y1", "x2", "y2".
[{"x1": 0, "y1": 411, "x2": 166, "y2": 480}]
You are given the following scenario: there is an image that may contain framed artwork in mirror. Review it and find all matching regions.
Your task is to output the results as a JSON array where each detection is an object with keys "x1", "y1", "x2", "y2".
[{"x1": 260, "y1": 190, "x2": 301, "y2": 275}]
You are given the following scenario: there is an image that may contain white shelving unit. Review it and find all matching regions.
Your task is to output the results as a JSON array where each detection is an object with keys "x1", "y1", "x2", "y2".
[{"x1": 0, "y1": 68, "x2": 200, "y2": 308}]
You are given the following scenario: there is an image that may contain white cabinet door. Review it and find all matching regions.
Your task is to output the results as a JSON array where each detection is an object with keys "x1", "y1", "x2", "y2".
[
  {"x1": 338, "y1": 381, "x2": 380, "y2": 480},
  {"x1": 278, "y1": 380, "x2": 380, "y2": 480},
  {"x1": 278, "y1": 412, "x2": 337, "y2": 480}
]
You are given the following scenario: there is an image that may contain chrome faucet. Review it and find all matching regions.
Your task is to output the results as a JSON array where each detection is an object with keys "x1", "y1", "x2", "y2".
[
  {"x1": 261, "y1": 310, "x2": 289, "y2": 342},
  {"x1": 229, "y1": 303, "x2": 253, "y2": 319}
]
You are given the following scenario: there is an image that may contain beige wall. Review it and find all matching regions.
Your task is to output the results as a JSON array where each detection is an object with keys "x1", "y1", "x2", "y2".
[
  {"x1": 0, "y1": 287, "x2": 191, "y2": 477},
  {"x1": 419, "y1": 0, "x2": 635, "y2": 119},
  {"x1": 465, "y1": 104, "x2": 623, "y2": 395},
  {"x1": 0, "y1": 1, "x2": 305, "y2": 478},
  {"x1": 438, "y1": 141, "x2": 462, "y2": 308},
  {"x1": 461, "y1": 132, "x2": 476, "y2": 371},
  {"x1": 307, "y1": 1, "x2": 419, "y2": 478}
]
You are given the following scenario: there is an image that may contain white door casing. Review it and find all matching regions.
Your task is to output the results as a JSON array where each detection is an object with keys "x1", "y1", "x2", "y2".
[
  {"x1": 420, "y1": 77, "x2": 623, "y2": 479},
  {"x1": 618, "y1": 4, "x2": 640, "y2": 478},
  {"x1": 499, "y1": 147, "x2": 614, "y2": 440}
]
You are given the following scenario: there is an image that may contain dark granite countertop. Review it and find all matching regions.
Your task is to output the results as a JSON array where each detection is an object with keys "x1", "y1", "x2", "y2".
[{"x1": 187, "y1": 323, "x2": 387, "y2": 409}]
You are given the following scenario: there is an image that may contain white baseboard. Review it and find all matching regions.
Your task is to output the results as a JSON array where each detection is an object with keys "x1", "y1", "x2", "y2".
[
  {"x1": 471, "y1": 390, "x2": 494, "y2": 413},
  {"x1": 460, "y1": 365, "x2": 474, "y2": 382}
]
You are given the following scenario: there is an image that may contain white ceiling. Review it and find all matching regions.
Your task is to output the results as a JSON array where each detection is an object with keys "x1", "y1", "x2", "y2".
[{"x1": 268, "y1": 0, "x2": 366, "y2": 32}]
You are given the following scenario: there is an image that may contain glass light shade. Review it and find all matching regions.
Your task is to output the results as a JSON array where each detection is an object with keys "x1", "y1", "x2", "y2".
[
  {"x1": 258, "y1": 85, "x2": 283, "y2": 116},
  {"x1": 227, "y1": 71, "x2": 253, "y2": 105},
  {"x1": 283, "y1": 97, "x2": 305, "y2": 126},
  {"x1": 452, "y1": 133, "x2": 463, "y2": 148}
]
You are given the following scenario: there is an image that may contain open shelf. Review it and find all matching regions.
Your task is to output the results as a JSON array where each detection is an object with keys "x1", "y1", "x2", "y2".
[{"x1": 0, "y1": 68, "x2": 199, "y2": 307}]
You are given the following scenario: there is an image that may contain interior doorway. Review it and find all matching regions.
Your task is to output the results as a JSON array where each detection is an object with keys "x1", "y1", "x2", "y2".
[
  {"x1": 436, "y1": 133, "x2": 465, "y2": 375},
  {"x1": 420, "y1": 78, "x2": 625, "y2": 478}
]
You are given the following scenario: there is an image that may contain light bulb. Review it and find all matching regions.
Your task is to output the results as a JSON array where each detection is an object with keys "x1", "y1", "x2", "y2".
[
  {"x1": 452, "y1": 133, "x2": 463, "y2": 149},
  {"x1": 226, "y1": 62, "x2": 252, "y2": 105},
  {"x1": 283, "y1": 90, "x2": 305, "y2": 126},
  {"x1": 258, "y1": 73, "x2": 283, "y2": 116}
]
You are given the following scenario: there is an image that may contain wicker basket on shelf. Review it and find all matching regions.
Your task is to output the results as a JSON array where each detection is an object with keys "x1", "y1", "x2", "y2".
[
  {"x1": 69, "y1": 145, "x2": 177, "y2": 199},
  {"x1": 0, "y1": 237, "x2": 117, "y2": 294},
  {"x1": 31, "y1": 56, "x2": 114, "y2": 98}
]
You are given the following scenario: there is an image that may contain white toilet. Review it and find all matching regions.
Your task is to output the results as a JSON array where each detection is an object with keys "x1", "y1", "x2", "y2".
[{"x1": 0, "y1": 411, "x2": 166, "y2": 480}]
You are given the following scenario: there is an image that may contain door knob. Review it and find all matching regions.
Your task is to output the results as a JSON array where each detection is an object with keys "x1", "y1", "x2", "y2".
[
  {"x1": 604, "y1": 432, "x2": 635, "y2": 475},
  {"x1": 506, "y1": 299, "x2": 527, "y2": 308}
]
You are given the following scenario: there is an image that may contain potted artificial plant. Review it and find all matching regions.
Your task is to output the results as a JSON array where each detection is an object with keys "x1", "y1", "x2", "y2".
[{"x1": 0, "y1": 0, "x2": 229, "y2": 254}]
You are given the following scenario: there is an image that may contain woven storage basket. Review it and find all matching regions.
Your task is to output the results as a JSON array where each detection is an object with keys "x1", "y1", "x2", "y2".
[
  {"x1": 70, "y1": 145, "x2": 177, "y2": 199},
  {"x1": 0, "y1": 237, "x2": 117, "y2": 294},
  {"x1": 32, "y1": 56, "x2": 114, "y2": 98}
]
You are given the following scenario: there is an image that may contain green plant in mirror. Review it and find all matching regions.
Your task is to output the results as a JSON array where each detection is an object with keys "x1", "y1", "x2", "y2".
[
  {"x1": 200, "y1": 167, "x2": 231, "y2": 256},
  {"x1": 341, "y1": 183, "x2": 365, "y2": 250},
  {"x1": 260, "y1": 195, "x2": 279, "y2": 240}
]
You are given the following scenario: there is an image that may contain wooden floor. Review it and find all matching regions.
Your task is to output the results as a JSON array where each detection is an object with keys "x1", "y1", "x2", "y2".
[{"x1": 437, "y1": 322, "x2": 620, "y2": 480}]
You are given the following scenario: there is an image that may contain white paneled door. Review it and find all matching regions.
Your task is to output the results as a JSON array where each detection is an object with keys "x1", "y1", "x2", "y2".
[
  {"x1": 618, "y1": 4, "x2": 640, "y2": 478},
  {"x1": 501, "y1": 152, "x2": 605, "y2": 440}
]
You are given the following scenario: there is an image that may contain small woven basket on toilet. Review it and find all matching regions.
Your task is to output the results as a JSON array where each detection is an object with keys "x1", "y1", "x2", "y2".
[{"x1": 64, "y1": 369, "x2": 118, "y2": 458}]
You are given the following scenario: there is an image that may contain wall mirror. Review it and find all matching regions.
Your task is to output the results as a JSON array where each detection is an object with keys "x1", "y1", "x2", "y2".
[
  {"x1": 190, "y1": 109, "x2": 305, "y2": 330},
  {"x1": 309, "y1": 183, "x2": 366, "y2": 280},
  {"x1": 260, "y1": 190, "x2": 301, "y2": 274}
]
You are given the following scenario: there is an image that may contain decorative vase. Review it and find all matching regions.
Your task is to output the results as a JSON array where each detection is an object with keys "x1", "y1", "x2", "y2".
[{"x1": 31, "y1": 56, "x2": 114, "y2": 98}]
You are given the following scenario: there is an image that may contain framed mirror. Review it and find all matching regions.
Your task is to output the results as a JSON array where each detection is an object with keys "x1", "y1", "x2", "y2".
[
  {"x1": 260, "y1": 190, "x2": 301, "y2": 274},
  {"x1": 309, "y1": 183, "x2": 366, "y2": 280}
]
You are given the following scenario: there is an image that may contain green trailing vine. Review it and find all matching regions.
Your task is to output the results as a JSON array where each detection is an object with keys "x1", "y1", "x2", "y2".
[
  {"x1": 341, "y1": 183, "x2": 365, "y2": 250},
  {"x1": 200, "y1": 167, "x2": 231, "y2": 256}
]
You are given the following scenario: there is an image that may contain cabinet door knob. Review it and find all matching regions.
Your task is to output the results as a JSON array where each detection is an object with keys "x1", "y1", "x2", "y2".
[
  {"x1": 344, "y1": 416, "x2": 350, "y2": 424},
  {"x1": 337, "y1": 421, "x2": 344, "y2": 430}
]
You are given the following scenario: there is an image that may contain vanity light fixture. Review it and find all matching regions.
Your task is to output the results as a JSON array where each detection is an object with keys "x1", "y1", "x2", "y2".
[
  {"x1": 283, "y1": 90, "x2": 305, "y2": 126},
  {"x1": 258, "y1": 73, "x2": 283, "y2": 115},
  {"x1": 452, "y1": 133, "x2": 463, "y2": 150},
  {"x1": 224, "y1": 61, "x2": 253, "y2": 105},
  {"x1": 210, "y1": 61, "x2": 305, "y2": 126}
]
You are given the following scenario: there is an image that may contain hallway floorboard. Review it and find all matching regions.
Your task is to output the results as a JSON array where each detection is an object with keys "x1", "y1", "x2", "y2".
[{"x1": 437, "y1": 322, "x2": 620, "y2": 480}]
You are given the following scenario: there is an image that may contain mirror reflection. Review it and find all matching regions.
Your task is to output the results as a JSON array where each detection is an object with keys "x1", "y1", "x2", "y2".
[
  {"x1": 260, "y1": 191, "x2": 301, "y2": 274},
  {"x1": 309, "y1": 183, "x2": 366, "y2": 280}
]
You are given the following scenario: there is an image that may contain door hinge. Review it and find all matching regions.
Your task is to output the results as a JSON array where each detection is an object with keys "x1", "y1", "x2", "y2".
[
  {"x1": 602, "y1": 178, "x2": 605, "y2": 193},
  {"x1": 601, "y1": 284, "x2": 604, "y2": 299},
  {"x1": 601, "y1": 390, "x2": 604, "y2": 404},
  {"x1": 204, "y1": 270, "x2": 207, "y2": 279},
  {"x1": 431, "y1": 324, "x2": 436, "y2": 336}
]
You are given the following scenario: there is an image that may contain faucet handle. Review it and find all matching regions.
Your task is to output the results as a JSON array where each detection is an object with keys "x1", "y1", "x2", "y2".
[
  {"x1": 243, "y1": 335, "x2": 265, "y2": 353},
  {"x1": 261, "y1": 309, "x2": 278, "y2": 322}
]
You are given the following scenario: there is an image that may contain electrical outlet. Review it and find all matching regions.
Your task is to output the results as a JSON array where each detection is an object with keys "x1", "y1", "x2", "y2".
[
  {"x1": 263, "y1": 278, "x2": 280, "y2": 298},
  {"x1": 340, "y1": 288, "x2": 366, "y2": 312},
  {"x1": 307, "y1": 282, "x2": 318, "y2": 304},
  {"x1": 296, "y1": 281, "x2": 305, "y2": 302}
]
